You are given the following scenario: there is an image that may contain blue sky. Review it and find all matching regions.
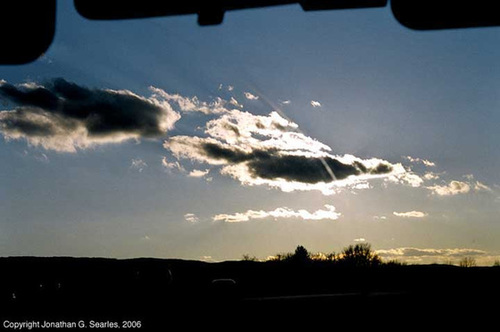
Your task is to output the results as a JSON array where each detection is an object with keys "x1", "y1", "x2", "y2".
[{"x1": 1, "y1": 1, "x2": 500, "y2": 264}]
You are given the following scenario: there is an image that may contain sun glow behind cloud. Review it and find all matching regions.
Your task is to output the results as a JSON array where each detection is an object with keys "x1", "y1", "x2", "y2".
[{"x1": 164, "y1": 109, "x2": 422, "y2": 195}]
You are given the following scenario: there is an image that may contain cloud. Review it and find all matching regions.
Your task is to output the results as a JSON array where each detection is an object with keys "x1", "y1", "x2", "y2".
[
  {"x1": 422, "y1": 159, "x2": 436, "y2": 167},
  {"x1": 229, "y1": 97, "x2": 243, "y2": 108},
  {"x1": 161, "y1": 156, "x2": 186, "y2": 173},
  {"x1": 377, "y1": 247, "x2": 487, "y2": 264},
  {"x1": 426, "y1": 174, "x2": 494, "y2": 196},
  {"x1": 474, "y1": 181, "x2": 492, "y2": 192},
  {"x1": 0, "y1": 79, "x2": 181, "y2": 152},
  {"x1": 310, "y1": 100, "x2": 321, "y2": 108},
  {"x1": 393, "y1": 211, "x2": 428, "y2": 218},
  {"x1": 130, "y1": 158, "x2": 147, "y2": 172},
  {"x1": 405, "y1": 156, "x2": 436, "y2": 167},
  {"x1": 386, "y1": 170, "x2": 424, "y2": 188},
  {"x1": 244, "y1": 92, "x2": 259, "y2": 100},
  {"x1": 218, "y1": 84, "x2": 234, "y2": 92},
  {"x1": 184, "y1": 213, "x2": 199, "y2": 223},
  {"x1": 377, "y1": 248, "x2": 486, "y2": 257},
  {"x1": 164, "y1": 109, "x2": 419, "y2": 195},
  {"x1": 23, "y1": 149, "x2": 50, "y2": 163},
  {"x1": 351, "y1": 182, "x2": 371, "y2": 190},
  {"x1": 423, "y1": 172, "x2": 440, "y2": 181},
  {"x1": 149, "y1": 86, "x2": 229, "y2": 114},
  {"x1": 200, "y1": 256, "x2": 216, "y2": 262},
  {"x1": 188, "y1": 169, "x2": 210, "y2": 178},
  {"x1": 427, "y1": 180, "x2": 471, "y2": 196},
  {"x1": 35, "y1": 153, "x2": 50, "y2": 163},
  {"x1": 463, "y1": 174, "x2": 474, "y2": 180},
  {"x1": 213, "y1": 204, "x2": 341, "y2": 222}
]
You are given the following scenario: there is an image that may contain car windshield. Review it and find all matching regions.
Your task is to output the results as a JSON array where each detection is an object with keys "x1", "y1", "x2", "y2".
[{"x1": 1, "y1": 1, "x2": 499, "y2": 267}]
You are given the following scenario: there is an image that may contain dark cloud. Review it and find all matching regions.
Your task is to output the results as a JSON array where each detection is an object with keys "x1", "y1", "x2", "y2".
[
  {"x1": 0, "y1": 78, "x2": 180, "y2": 151},
  {"x1": 0, "y1": 82, "x2": 59, "y2": 110},
  {"x1": 249, "y1": 153, "x2": 372, "y2": 183},
  {"x1": 199, "y1": 141, "x2": 393, "y2": 184},
  {"x1": 201, "y1": 142, "x2": 251, "y2": 164},
  {"x1": 0, "y1": 108, "x2": 69, "y2": 137}
]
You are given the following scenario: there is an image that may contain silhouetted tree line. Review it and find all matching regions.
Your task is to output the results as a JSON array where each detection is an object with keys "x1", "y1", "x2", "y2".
[{"x1": 246, "y1": 243, "x2": 402, "y2": 267}]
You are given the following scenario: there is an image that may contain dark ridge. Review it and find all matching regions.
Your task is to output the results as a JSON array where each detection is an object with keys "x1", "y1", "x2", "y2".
[{"x1": 1, "y1": 256, "x2": 498, "y2": 329}]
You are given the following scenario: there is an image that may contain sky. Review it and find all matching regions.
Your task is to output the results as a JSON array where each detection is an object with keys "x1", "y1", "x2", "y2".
[{"x1": 1, "y1": 1, "x2": 500, "y2": 265}]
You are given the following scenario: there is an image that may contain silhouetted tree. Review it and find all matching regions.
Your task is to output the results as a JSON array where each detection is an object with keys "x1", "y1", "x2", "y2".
[
  {"x1": 459, "y1": 257, "x2": 476, "y2": 268},
  {"x1": 268, "y1": 252, "x2": 293, "y2": 262},
  {"x1": 338, "y1": 243, "x2": 381, "y2": 267},
  {"x1": 384, "y1": 259, "x2": 406, "y2": 267},
  {"x1": 310, "y1": 252, "x2": 334, "y2": 262},
  {"x1": 241, "y1": 254, "x2": 258, "y2": 262},
  {"x1": 290, "y1": 245, "x2": 311, "y2": 265}
]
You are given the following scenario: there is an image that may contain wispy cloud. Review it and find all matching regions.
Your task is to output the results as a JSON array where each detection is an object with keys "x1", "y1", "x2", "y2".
[
  {"x1": 213, "y1": 204, "x2": 341, "y2": 223},
  {"x1": 184, "y1": 213, "x2": 199, "y2": 223},
  {"x1": 393, "y1": 211, "x2": 428, "y2": 218},
  {"x1": 377, "y1": 247, "x2": 488, "y2": 264},
  {"x1": 161, "y1": 156, "x2": 186, "y2": 173},
  {"x1": 405, "y1": 156, "x2": 436, "y2": 167},
  {"x1": 130, "y1": 158, "x2": 147, "y2": 172},
  {"x1": 310, "y1": 100, "x2": 321, "y2": 108},
  {"x1": 229, "y1": 97, "x2": 243, "y2": 108},
  {"x1": 425, "y1": 172, "x2": 493, "y2": 196},
  {"x1": 423, "y1": 172, "x2": 440, "y2": 180},
  {"x1": 474, "y1": 181, "x2": 492, "y2": 192},
  {"x1": 427, "y1": 180, "x2": 471, "y2": 196},
  {"x1": 23, "y1": 150, "x2": 50, "y2": 164},
  {"x1": 244, "y1": 92, "x2": 259, "y2": 100},
  {"x1": 188, "y1": 169, "x2": 210, "y2": 178},
  {"x1": 0, "y1": 79, "x2": 181, "y2": 152},
  {"x1": 150, "y1": 87, "x2": 229, "y2": 114},
  {"x1": 35, "y1": 153, "x2": 50, "y2": 164}
]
